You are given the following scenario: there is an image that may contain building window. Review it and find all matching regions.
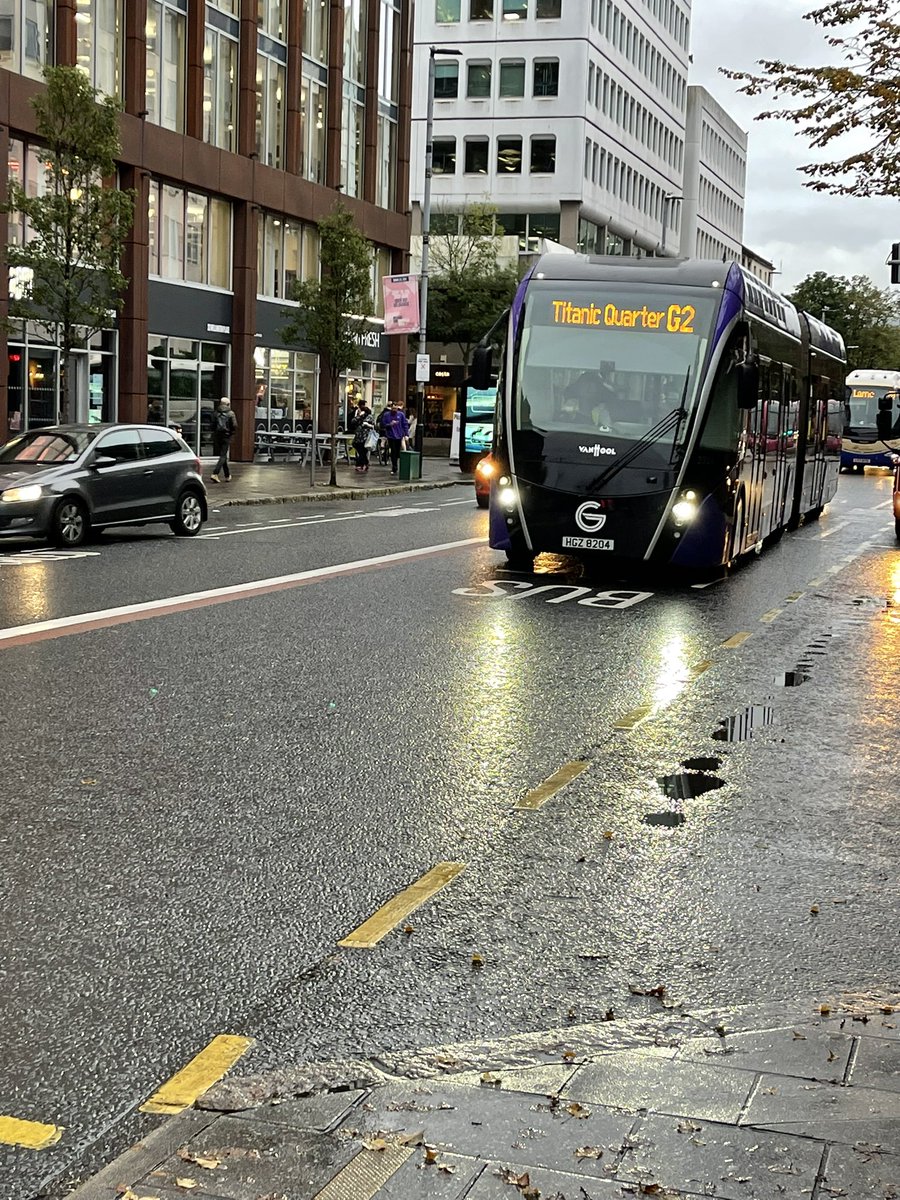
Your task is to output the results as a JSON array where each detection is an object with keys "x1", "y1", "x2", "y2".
[
  {"x1": 533, "y1": 59, "x2": 559, "y2": 96},
  {"x1": 470, "y1": 0, "x2": 493, "y2": 16},
  {"x1": 536, "y1": 0, "x2": 561, "y2": 15},
  {"x1": 434, "y1": 60, "x2": 459, "y2": 99},
  {"x1": 256, "y1": 40, "x2": 287, "y2": 167},
  {"x1": 432, "y1": 137, "x2": 457, "y2": 174},
  {"x1": 148, "y1": 180, "x2": 232, "y2": 289},
  {"x1": 204, "y1": 9, "x2": 239, "y2": 152},
  {"x1": 496, "y1": 136, "x2": 522, "y2": 173},
  {"x1": 257, "y1": 213, "x2": 319, "y2": 300},
  {"x1": 146, "y1": 0, "x2": 187, "y2": 132},
  {"x1": 0, "y1": 1, "x2": 51, "y2": 80},
  {"x1": 530, "y1": 135, "x2": 556, "y2": 173},
  {"x1": 340, "y1": 90, "x2": 365, "y2": 197},
  {"x1": 467, "y1": 61, "x2": 491, "y2": 98},
  {"x1": 258, "y1": 0, "x2": 286, "y2": 37},
  {"x1": 502, "y1": 0, "x2": 528, "y2": 18},
  {"x1": 498, "y1": 59, "x2": 525, "y2": 97},
  {"x1": 436, "y1": 0, "x2": 461, "y2": 19},
  {"x1": 299, "y1": 75, "x2": 327, "y2": 183},
  {"x1": 302, "y1": 0, "x2": 329, "y2": 61},
  {"x1": 75, "y1": 0, "x2": 121, "y2": 96},
  {"x1": 376, "y1": 114, "x2": 398, "y2": 206},
  {"x1": 464, "y1": 138, "x2": 489, "y2": 174}
]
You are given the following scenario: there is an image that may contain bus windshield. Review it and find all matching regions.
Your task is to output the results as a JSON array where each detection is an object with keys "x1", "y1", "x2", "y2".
[
  {"x1": 846, "y1": 385, "x2": 894, "y2": 427},
  {"x1": 515, "y1": 282, "x2": 718, "y2": 451}
]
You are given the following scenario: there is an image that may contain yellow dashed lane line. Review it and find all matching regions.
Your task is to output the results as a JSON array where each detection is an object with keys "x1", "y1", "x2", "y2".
[
  {"x1": 721, "y1": 632, "x2": 752, "y2": 649},
  {"x1": 0, "y1": 1115, "x2": 63, "y2": 1151},
  {"x1": 516, "y1": 760, "x2": 590, "y2": 810},
  {"x1": 140, "y1": 1035, "x2": 254, "y2": 1115},
  {"x1": 338, "y1": 863, "x2": 465, "y2": 949},
  {"x1": 759, "y1": 608, "x2": 783, "y2": 623}
]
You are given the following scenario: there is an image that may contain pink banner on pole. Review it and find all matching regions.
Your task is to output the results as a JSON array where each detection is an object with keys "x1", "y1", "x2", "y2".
[{"x1": 382, "y1": 273, "x2": 421, "y2": 335}]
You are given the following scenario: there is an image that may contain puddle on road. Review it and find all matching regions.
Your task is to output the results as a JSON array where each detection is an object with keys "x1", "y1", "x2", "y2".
[
  {"x1": 659, "y1": 772, "x2": 725, "y2": 800},
  {"x1": 642, "y1": 811, "x2": 686, "y2": 828},
  {"x1": 681, "y1": 755, "x2": 722, "y2": 772},
  {"x1": 712, "y1": 705, "x2": 775, "y2": 742},
  {"x1": 777, "y1": 671, "x2": 810, "y2": 687}
]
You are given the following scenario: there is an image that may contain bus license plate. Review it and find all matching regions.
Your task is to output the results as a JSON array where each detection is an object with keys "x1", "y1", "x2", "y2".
[{"x1": 562, "y1": 536, "x2": 614, "y2": 551}]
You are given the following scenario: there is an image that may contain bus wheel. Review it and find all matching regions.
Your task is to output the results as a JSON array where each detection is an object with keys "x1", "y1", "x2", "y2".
[
  {"x1": 726, "y1": 501, "x2": 744, "y2": 570},
  {"x1": 895, "y1": 518, "x2": 900, "y2": 542},
  {"x1": 505, "y1": 540, "x2": 535, "y2": 571}
]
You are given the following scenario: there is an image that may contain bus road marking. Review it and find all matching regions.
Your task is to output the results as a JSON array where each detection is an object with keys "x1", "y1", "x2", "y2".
[
  {"x1": 516, "y1": 760, "x2": 590, "y2": 811},
  {"x1": 721, "y1": 632, "x2": 752, "y2": 649},
  {"x1": 614, "y1": 704, "x2": 655, "y2": 731},
  {"x1": 453, "y1": 581, "x2": 653, "y2": 609},
  {"x1": 760, "y1": 608, "x2": 783, "y2": 623},
  {"x1": 819, "y1": 520, "x2": 849, "y2": 539},
  {"x1": 685, "y1": 659, "x2": 712, "y2": 680},
  {"x1": 0, "y1": 1115, "x2": 63, "y2": 1150},
  {"x1": 140, "y1": 1035, "x2": 254, "y2": 1114},
  {"x1": 338, "y1": 863, "x2": 465, "y2": 949}
]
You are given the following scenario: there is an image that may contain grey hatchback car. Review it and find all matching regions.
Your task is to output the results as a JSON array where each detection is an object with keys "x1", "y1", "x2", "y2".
[{"x1": 0, "y1": 424, "x2": 208, "y2": 546}]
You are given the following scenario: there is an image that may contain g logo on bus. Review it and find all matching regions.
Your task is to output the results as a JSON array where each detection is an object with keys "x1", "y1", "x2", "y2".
[{"x1": 575, "y1": 501, "x2": 607, "y2": 533}]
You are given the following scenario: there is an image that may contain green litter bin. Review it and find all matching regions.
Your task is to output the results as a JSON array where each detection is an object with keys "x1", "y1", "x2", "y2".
[{"x1": 398, "y1": 449, "x2": 421, "y2": 480}]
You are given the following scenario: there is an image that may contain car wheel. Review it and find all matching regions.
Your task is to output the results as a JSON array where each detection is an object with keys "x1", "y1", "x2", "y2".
[
  {"x1": 52, "y1": 497, "x2": 89, "y2": 548},
  {"x1": 171, "y1": 489, "x2": 204, "y2": 537},
  {"x1": 476, "y1": 494, "x2": 489, "y2": 509}
]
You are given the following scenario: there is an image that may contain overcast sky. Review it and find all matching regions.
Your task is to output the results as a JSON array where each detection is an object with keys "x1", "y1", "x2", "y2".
[{"x1": 688, "y1": 0, "x2": 897, "y2": 293}]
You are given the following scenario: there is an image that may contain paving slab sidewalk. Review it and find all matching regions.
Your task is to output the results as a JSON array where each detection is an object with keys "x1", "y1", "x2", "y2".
[
  {"x1": 69, "y1": 997, "x2": 900, "y2": 1200},
  {"x1": 204, "y1": 460, "x2": 470, "y2": 507}
]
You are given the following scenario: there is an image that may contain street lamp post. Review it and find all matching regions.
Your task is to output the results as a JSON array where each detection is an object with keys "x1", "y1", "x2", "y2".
[
  {"x1": 416, "y1": 45, "x2": 461, "y2": 464},
  {"x1": 660, "y1": 193, "x2": 681, "y2": 256}
]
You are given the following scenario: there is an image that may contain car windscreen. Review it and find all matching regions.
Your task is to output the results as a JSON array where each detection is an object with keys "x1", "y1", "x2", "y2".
[
  {"x1": 514, "y1": 282, "x2": 718, "y2": 448},
  {"x1": 0, "y1": 429, "x2": 96, "y2": 463}
]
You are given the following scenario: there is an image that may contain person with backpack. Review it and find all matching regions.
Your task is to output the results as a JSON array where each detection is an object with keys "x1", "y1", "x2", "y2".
[
  {"x1": 211, "y1": 396, "x2": 237, "y2": 482},
  {"x1": 350, "y1": 401, "x2": 375, "y2": 473},
  {"x1": 382, "y1": 401, "x2": 410, "y2": 475},
  {"x1": 374, "y1": 402, "x2": 391, "y2": 465}
]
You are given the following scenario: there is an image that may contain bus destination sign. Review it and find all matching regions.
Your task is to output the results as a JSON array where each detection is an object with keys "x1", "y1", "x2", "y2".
[{"x1": 551, "y1": 299, "x2": 696, "y2": 334}]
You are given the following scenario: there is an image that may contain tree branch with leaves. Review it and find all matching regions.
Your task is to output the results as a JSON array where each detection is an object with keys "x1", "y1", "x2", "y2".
[
  {"x1": 281, "y1": 204, "x2": 374, "y2": 486},
  {"x1": 722, "y1": 1, "x2": 900, "y2": 197},
  {"x1": 3, "y1": 66, "x2": 135, "y2": 422}
]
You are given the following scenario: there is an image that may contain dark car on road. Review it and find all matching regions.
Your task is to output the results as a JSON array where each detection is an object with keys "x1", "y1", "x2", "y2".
[{"x1": 0, "y1": 424, "x2": 207, "y2": 547}]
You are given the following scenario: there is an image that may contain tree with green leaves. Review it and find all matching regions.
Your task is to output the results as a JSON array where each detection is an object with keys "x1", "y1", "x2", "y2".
[
  {"x1": 788, "y1": 271, "x2": 900, "y2": 371},
  {"x1": 281, "y1": 204, "x2": 374, "y2": 486},
  {"x1": 722, "y1": 2, "x2": 900, "y2": 197},
  {"x1": 3, "y1": 66, "x2": 135, "y2": 423},
  {"x1": 427, "y1": 203, "x2": 520, "y2": 365}
]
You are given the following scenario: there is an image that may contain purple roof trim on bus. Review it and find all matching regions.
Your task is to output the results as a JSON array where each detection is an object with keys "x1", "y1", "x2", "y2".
[
  {"x1": 713, "y1": 262, "x2": 744, "y2": 349},
  {"x1": 511, "y1": 268, "x2": 534, "y2": 338}
]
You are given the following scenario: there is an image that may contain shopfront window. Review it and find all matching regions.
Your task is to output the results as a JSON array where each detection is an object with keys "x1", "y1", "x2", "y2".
[
  {"x1": 6, "y1": 329, "x2": 117, "y2": 431},
  {"x1": 75, "y1": 0, "x2": 121, "y2": 96},
  {"x1": 146, "y1": 0, "x2": 187, "y2": 132},
  {"x1": 341, "y1": 361, "x2": 388, "y2": 428},
  {"x1": 204, "y1": 7, "x2": 239, "y2": 151},
  {"x1": 254, "y1": 347, "x2": 318, "y2": 429},
  {"x1": 147, "y1": 336, "x2": 230, "y2": 455},
  {"x1": 0, "y1": 1, "x2": 52, "y2": 80}
]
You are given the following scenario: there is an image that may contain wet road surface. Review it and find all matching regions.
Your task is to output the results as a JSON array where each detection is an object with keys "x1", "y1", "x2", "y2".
[{"x1": 1, "y1": 472, "x2": 898, "y2": 1197}]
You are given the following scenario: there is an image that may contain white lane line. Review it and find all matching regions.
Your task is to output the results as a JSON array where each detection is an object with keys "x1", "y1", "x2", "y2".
[
  {"x1": 0, "y1": 537, "x2": 485, "y2": 648},
  {"x1": 439, "y1": 498, "x2": 477, "y2": 507},
  {"x1": 201, "y1": 512, "x2": 370, "y2": 540},
  {"x1": 819, "y1": 520, "x2": 849, "y2": 539},
  {"x1": 876, "y1": 499, "x2": 892, "y2": 510}
]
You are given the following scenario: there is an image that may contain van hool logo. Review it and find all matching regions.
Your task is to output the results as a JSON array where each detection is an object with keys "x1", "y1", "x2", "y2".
[{"x1": 578, "y1": 444, "x2": 617, "y2": 457}]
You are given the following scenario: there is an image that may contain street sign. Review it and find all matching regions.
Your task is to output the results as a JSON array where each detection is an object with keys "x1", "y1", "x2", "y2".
[{"x1": 416, "y1": 353, "x2": 431, "y2": 383}]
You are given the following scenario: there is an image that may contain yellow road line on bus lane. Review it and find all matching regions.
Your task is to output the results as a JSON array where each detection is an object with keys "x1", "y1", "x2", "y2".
[
  {"x1": 338, "y1": 863, "x2": 465, "y2": 949},
  {"x1": 721, "y1": 632, "x2": 753, "y2": 649},
  {"x1": 140, "y1": 1035, "x2": 254, "y2": 1114},
  {"x1": 0, "y1": 1115, "x2": 63, "y2": 1151},
  {"x1": 759, "y1": 608, "x2": 783, "y2": 623},
  {"x1": 784, "y1": 591, "x2": 805, "y2": 603},
  {"x1": 613, "y1": 704, "x2": 655, "y2": 731},
  {"x1": 516, "y1": 760, "x2": 591, "y2": 811}
]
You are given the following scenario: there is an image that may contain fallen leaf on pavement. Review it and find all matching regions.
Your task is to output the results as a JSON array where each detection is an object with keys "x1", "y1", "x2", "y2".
[
  {"x1": 565, "y1": 1102, "x2": 591, "y2": 1118},
  {"x1": 628, "y1": 984, "x2": 667, "y2": 998},
  {"x1": 80, "y1": 778, "x2": 98, "y2": 786},
  {"x1": 575, "y1": 1145, "x2": 603, "y2": 1159},
  {"x1": 437, "y1": 1163, "x2": 456, "y2": 1174},
  {"x1": 424, "y1": 1146, "x2": 440, "y2": 1164},
  {"x1": 362, "y1": 1138, "x2": 388, "y2": 1152},
  {"x1": 175, "y1": 1180, "x2": 199, "y2": 1191},
  {"x1": 676, "y1": 1120, "x2": 702, "y2": 1133},
  {"x1": 792, "y1": 1030, "x2": 807, "y2": 1040},
  {"x1": 402, "y1": 924, "x2": 414, "y2": 935},
  {"x1": 397, "y1": 1129, "x2": 425, "y2": 1146},
  {"x1": 562, "y1": 1050, "x2": 576, "y2": 1062},
  {"x1": 820, "y1": 1004, "x2": 832, "y2": 1016},
  {"x1": 471, "y1": 953, "x2": 484, "y2": 968},
  {"x1": 177, "y1": 1149, "x2": 221, "y2": 1170},
  {"x1": 603, "y1": 831, "x2": 614, "y2": 840},
  {"x1": 480, "y1": 1072, "x2": 501, "y2": 1086},
  {"x1": 810, "y1": 904, "x2": 820, "y2": 915}
]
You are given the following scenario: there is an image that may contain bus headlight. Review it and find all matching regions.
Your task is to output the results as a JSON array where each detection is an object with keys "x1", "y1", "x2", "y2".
[
  {"x1": 671, "y1": 498, "x2": 698, "y2": 525},
  {"x1": 498, "y1": 486, "x2": 517, "y2": 509}
]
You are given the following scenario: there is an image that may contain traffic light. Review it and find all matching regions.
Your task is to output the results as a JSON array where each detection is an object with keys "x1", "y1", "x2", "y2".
[{"x1": 891, "y1": 242, "x2": 900, "y2": 285}]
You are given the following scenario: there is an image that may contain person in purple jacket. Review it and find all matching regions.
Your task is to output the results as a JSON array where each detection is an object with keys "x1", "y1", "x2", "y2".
[{"x1": 382, "y1": 400, "x2": 410, "y2": 475}]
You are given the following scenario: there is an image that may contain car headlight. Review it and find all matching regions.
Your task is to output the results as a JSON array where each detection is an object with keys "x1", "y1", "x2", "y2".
[
  {"x1": 1, "y1": 484, "x2": 42, "y2": 503},
  {"x1": 671, "y1": 498, "x2": 698, "y2": 524},
  {"x1": 475, "y1": 458, "x2": 495, "y2": 479}
]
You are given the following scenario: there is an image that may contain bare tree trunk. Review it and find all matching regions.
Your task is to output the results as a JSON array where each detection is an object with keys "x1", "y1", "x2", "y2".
[{"x1": 59, "y1": 351, "x2": 69, "y2": 425}]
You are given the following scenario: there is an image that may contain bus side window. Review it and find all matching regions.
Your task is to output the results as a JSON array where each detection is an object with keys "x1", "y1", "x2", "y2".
[{"x1": 700, "y1": 344, "x2": 742, "y2": 452}]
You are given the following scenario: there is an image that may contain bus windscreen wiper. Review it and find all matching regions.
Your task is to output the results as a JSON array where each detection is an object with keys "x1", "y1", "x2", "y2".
[{"x1": 591, "y1": 370, "x2": 692, "y2": 490}]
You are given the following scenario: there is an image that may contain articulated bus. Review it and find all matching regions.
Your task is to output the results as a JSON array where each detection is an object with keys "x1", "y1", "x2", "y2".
[
  {"x1": 472, "y1": 256, "x2": 845, "y2": 572},
  {"x1": 842, "y1": 369, "x2": 900, "y2": 471}
]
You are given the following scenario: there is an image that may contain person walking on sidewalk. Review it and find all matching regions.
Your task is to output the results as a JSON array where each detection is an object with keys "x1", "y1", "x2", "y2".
[
  {"x1": 350, "y1": 401, "x2": 375, "y2": 473},
  {"x1": 211, "y1": 397, "x2": 237, "y2": 482},
  {"x1": 382, "y1": 401, "x2": 409, "y2": 475}
]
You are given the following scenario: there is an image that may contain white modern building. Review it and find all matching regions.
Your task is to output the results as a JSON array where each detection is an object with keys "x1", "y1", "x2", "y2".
[{"x1": 412, "y1": 1, "x2": 751, "y2": 266}]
